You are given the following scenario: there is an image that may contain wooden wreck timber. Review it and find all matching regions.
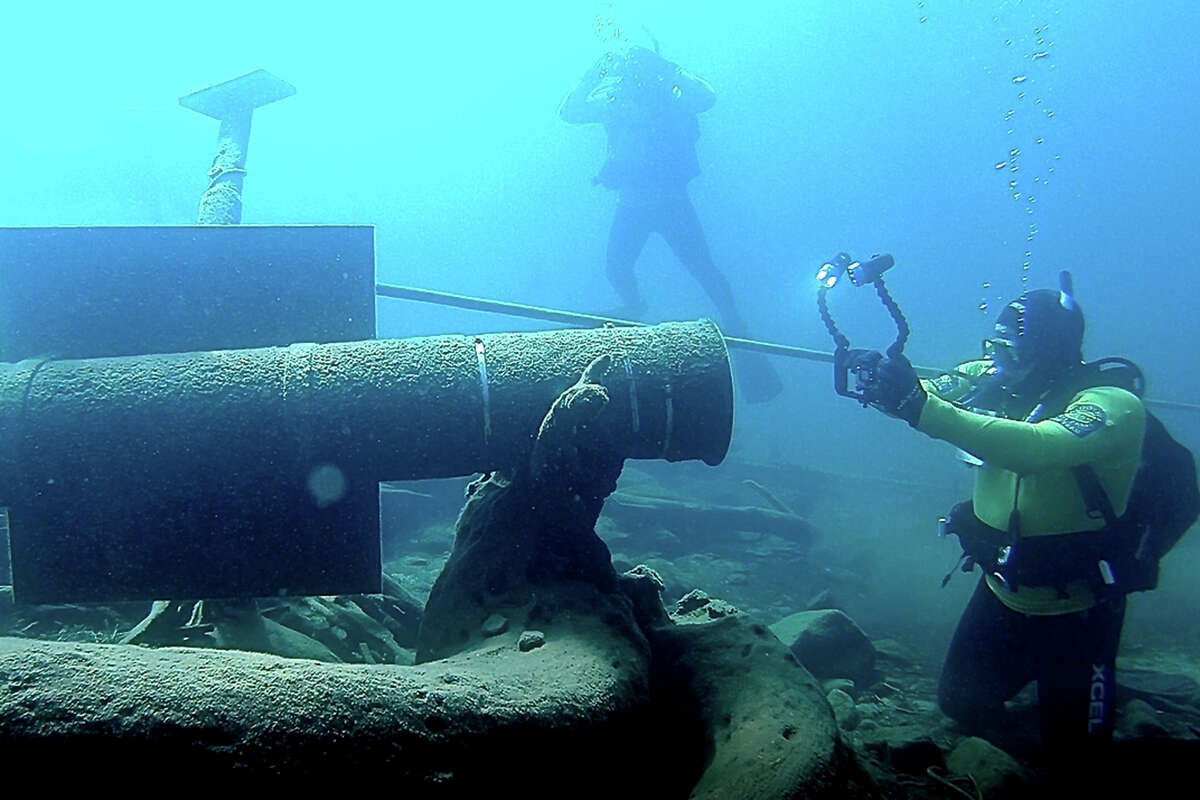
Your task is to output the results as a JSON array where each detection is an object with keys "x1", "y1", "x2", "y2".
[{"x1": 602, "y1": 491, "x2": 817, "y2": 548}]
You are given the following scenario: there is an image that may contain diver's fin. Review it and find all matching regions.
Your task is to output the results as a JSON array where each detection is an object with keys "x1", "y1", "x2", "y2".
[{"x1": 734, "y1": 350, "x2": 784, "y2": 404}]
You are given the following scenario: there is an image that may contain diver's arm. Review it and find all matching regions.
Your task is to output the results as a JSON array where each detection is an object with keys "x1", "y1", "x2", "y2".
[
  {"x1": 558, "y1": 59, "x2": 613, "y2": 124},
  {"x1": 915, "y1": 386, "x2": 1145, "y2": 473},
  {"x1": 671, "y1": 66, "x2": 716, "y2": 114}
]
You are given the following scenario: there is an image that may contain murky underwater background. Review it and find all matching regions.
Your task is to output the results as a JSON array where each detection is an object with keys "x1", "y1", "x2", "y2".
[{"x1": 0, "y1": 0, "x2": 1197, "y2": 673}]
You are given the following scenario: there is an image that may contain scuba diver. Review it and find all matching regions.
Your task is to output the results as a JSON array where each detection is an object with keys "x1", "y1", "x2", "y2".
[
  {"x1": 559, "y1": 43, "x2": 783, "y2": 403},
  {"x1": 833, "y1": 268, "x2": 1179, "y2": 782}
]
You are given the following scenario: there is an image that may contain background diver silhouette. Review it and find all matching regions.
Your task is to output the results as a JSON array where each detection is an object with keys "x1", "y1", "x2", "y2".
[{"x1": 559, "y1": 43, "x2": 784, "y2": 404}]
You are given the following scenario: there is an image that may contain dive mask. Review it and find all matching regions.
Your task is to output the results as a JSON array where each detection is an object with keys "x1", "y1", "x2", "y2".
[{"x1": 982, "y1": 337, "x2": 1020, "y2": 373}]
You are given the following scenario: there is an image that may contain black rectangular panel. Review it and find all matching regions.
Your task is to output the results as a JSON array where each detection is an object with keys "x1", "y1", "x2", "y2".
[
  {"x1": 0, "y1": 225, "x2": 375, "y2": 361},
  {"x1": 0, "y1": 225, "x2": 380, "y2": 603}
]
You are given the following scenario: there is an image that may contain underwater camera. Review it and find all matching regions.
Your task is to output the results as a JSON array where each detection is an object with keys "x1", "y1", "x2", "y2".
[{"x1": 815, "y1": 251, "x2": 908, "y2": 402}]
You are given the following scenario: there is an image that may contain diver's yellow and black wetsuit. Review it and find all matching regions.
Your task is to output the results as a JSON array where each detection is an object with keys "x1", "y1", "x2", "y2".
[{"x1": 916, "y1": 360, "x2": 1145, "y2": 762}]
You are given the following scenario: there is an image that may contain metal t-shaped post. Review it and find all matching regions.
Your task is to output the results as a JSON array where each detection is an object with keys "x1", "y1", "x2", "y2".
[{"x1": 180, "y1": 69, "x2": 296, "y2": 224}]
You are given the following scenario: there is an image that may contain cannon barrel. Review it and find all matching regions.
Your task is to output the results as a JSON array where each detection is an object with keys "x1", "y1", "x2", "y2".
[{"x1": 0, "y1": 320, "x2": 732, "y2": 603}]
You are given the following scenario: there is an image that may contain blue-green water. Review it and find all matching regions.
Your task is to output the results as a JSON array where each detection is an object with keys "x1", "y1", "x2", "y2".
[{"x1": 1, "y1": 0, "x2": 1198, "y2": 695}]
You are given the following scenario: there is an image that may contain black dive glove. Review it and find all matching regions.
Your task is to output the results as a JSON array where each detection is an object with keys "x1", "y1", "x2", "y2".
[{"x1": 848, "y1": 350, "x2": 928, "y2": 427}]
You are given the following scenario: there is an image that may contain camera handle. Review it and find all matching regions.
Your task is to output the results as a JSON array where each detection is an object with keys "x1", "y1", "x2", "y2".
[{"x1": 815, "y1": 253, "x2": 910, "y2": 402}]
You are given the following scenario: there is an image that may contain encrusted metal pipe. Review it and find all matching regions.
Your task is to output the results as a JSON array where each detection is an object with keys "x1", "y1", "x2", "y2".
[{"x1": 0, "y1": 320, "x2": 732, "y2": 603}]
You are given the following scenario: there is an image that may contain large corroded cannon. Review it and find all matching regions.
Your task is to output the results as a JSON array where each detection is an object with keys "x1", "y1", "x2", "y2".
[{"x1": 0, "y1": 320, "x2": 733, "y2": 604}]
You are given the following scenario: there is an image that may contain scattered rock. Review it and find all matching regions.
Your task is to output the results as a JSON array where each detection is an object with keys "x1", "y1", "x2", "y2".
[
  {"x1": 770, "y1": 609, "x2": 877, "y2": 685},
  {"x1": 518, "y1": 630, "x2": 545, "y2": 652},
  {"x1": 827, "y1": 688, "x2": 861, "y2": 731},
  {"x1": 944, "y1": 736, "x2": 1030, "y2": 798},
  {"x1": 872, "y1": 637, "x2": 920, "y2": 671},
  {"x1": 482, "y1": 614, "x2": 509, "y2": 637}
]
